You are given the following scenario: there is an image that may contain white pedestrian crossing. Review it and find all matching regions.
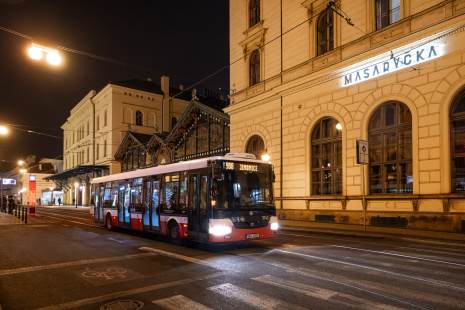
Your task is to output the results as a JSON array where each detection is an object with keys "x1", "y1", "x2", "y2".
[
  {"x1": 207, "y1": 283, "x2": 308, "y2": 310},
  {"x1": 152, "y1": 294, "x2": 213, "y2": 310}
]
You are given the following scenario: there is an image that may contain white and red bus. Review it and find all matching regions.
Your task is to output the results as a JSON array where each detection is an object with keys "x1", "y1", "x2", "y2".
[{"x1": 90, "y1": 153, "x2": 278, "y2": 244}]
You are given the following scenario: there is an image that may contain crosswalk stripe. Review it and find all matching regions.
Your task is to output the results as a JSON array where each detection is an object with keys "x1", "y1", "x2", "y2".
[
  {"x1": 252, "y1": 275, "x2": 403, "y2": 310},
  {"x1": 152, "y1": 295, "x2": 212, "y2": 310},
  {"x1": 208, "y1": 283, "x2": 307, "y2": 310}
]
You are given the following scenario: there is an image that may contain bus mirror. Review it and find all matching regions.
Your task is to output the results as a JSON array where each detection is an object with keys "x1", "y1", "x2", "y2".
[{"x1": 212, "y1": 163, "x2": 222, "y2": 179}]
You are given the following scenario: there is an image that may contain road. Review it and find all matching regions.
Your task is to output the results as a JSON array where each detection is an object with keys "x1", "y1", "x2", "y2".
[{"x1": 0, "y1": 206, "x2": 464, "y2": 310}]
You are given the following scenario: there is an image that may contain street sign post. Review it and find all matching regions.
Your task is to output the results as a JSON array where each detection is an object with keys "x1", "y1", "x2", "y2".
[{"x1": 356, "y1": 139, "x2": 369, "y2": 232}]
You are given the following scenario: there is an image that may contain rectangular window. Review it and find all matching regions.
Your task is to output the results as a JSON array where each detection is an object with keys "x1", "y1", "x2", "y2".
[{"x1": 376, "y1": 0, "x2": 400, "y2": 30}]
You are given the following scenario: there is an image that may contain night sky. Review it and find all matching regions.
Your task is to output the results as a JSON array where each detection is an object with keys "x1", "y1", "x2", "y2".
[{"x1": 0, "y1": 0, "x2": 229, "y2": 172}]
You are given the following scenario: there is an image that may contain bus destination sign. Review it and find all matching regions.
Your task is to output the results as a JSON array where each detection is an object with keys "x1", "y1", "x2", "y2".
[{"x1": 224, "y1": 162, "x2": 258, "y2": 172}]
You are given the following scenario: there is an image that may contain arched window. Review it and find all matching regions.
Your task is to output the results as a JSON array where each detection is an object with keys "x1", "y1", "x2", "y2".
[
  {"x1": 249, "y1": 50, "x2": 260, "y2": 86},
  {"x1": 136, "y1": 110, "x2": 143, "y2": 126},
  {"x1": 317, "y1": 9, "x2": 334, "y2": 56},
  {"x1": 450, "y1": 88, "x2": 465, "y2": 192},
  {"x1": 369, "y1": 101, "x2": 412, "y2": 194},
  {"x1": 246, "y1": 135, "x2": 265, "y2": 158},
  {"x1": 249, "y1": 0, "x2": 260, "y2": 28},
  {"x1": 311, "y1": 117, "x2": 342, "y2": 195}
]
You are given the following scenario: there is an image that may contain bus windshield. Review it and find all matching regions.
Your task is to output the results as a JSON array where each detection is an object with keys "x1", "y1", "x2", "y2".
[{"x1": 213, "y1": 160, "x2": 274, "y2": 212}]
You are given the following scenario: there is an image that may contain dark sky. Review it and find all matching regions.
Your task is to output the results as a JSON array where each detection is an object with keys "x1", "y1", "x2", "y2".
[{"x1": 0, "y1": 0, "x2": 229, "y2": 172}]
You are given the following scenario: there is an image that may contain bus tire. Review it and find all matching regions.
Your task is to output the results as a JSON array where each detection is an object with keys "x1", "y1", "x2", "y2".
[
  {"x1": 106, "y1": 214, "x2": 114, "y2": 231},
  {"x1": 168, "y1": 222, "x2": 181, "y2": 245}
]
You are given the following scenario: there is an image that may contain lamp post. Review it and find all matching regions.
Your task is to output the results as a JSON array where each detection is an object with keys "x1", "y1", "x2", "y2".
[
  {"x1": 74, "y1": 182, "x2": 79, "y2": 208},
  {"x1": 28, "y1": 43, "x2": 62, "y2": 66},
  {"x1": 50, "y1": 186, "x2": 54, "y2": 205}
]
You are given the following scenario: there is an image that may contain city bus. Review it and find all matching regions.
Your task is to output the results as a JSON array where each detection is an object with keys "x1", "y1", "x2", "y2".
[{"x1": 90, "y1": 153, "x2": 278, "y2": 244}]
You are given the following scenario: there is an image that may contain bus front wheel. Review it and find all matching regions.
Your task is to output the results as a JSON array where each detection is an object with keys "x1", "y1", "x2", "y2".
[
  {"x1": 106, "y1": 214, "x2": 114, "y2": 231},
  {"x1": 169, "y1": 222, "x2": 181, "y2": 245}
]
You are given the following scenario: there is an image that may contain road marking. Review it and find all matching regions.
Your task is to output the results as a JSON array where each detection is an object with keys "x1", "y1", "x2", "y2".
[
  {"x1": 0, "y1": 253, "x2": 154, "y2": 276},
  {"x1": 73, "y1": 227, "x2": 83, "y2": 231},
  {"x1": 252, "y1": 275, "x2": 404, "y2": 310},
  {"x1": 38, "y1": 214, "x2": 94, "y2": 227},
  {"x1": 109, "y1": 238, "x2": 124, "y2": 243},
  {"x1": 277, "y1": 249, "x2": 465, "y2": 292},
  {"x1": 139, "y1": 247, "x2": 230, "y2": 270},
  {"x1": 35, "y1": 272, "x2": 226, "y2": 310},
  {"x1": 152, "y1": 295, "x2": 212, "y2": 310},
  {"x1": 208, "y1": 283, "x2": 307, "y2": 310},
  {"x1": 330, "y1": 244, "x2": 465, "y2": 267}
]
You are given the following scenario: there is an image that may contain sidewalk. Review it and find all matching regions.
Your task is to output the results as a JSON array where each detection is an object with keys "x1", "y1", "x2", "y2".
[
  {"x1": 279, "y1": 219, "x2": 465, "y2": 242},
  {"x1": 0, "y1": 211, "x2": 23, "y2": 225}
]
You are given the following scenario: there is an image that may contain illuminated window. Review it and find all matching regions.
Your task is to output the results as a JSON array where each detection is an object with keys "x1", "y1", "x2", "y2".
[
  {"x1": 249, "y1": 0, "x2": 260, "y2": 28},
  {"x1": 311, "y1": 117, "x2": 342, "y2": 195},
  {"x1": 249, "y1": 50, "x2": 260, "y2": 86},
  {"x1": 369, "y1": 101, "x2": 412, "y2": 194},
  {"x1": 317, "y1": 9, "x2": 334, "y2": 56},
  {"x1": 450, "y1": 88, "x2": 465, "y2": 192},
  {"x1": 376, "y1": 0, "x2": 400, "y2": 30},
  {"x1": 246, "y1": 135, "x2": 265, "y2": 158},
  {"x1": 136, "y1": 110, "x2": 143, "y2": 126}
]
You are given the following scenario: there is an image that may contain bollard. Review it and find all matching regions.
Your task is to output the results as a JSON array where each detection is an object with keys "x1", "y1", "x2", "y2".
[{"x1": 25, "y1": 209, "x2": 27, "y2": 224}]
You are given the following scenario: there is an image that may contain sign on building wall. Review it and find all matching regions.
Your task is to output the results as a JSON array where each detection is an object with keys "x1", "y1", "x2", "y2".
[
  {"x1": 342, "y1": 42, "x2": 443, "y2": 87},
  {"x1": 356, "y1": 140, "x2": 369, "y2": 165}
]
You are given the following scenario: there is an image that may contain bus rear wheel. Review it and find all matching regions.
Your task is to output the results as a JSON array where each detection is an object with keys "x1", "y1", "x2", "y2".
[
  {"x1": 169, "y1": 222, "x2": 181, "y2": 245},
  {"x1": 106, "y1": 214, "x2": 114, "y2": 231}
]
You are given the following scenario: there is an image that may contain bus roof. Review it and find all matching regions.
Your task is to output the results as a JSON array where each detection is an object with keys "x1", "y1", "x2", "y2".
[{"x1": 91, "y1": 154, "x2": 270, "y2": 185}]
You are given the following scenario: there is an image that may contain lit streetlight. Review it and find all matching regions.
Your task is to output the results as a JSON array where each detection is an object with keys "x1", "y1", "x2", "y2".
[
  {"x1": 0, "y1": 126, "x2": 7, "y2": 135},
  {"x1": 28, "y1": 43, "x2": 61, "y2": 66}
]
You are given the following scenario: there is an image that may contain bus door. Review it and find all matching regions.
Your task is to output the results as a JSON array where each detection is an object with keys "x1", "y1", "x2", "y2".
[
  {"x1": 97, "y1": 185, "x2": 104, "y2": 223},
  {"x1": 118, "y1": 183, "x2": 131, "y2": 228},
  {"x1": 143, "y1": 180, "x2": 151, "y2": 230},
  {"x1": 188, "y1": 173, "x2": 209, "y2": 239},
  {"x1": 151, "y1": 179, "x2": 160, "y2": 230}
]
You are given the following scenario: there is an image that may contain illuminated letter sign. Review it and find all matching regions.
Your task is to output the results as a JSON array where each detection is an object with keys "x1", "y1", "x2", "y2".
[
  {"x1": 2, "y1": 178, "x2": 16, "y2": 185},
  {"x1": 239, "y1": 164, "x2": 258, "y2": 172},
  {"x1": 342, "y1": 43, "x2": 443, "y2": 87}
]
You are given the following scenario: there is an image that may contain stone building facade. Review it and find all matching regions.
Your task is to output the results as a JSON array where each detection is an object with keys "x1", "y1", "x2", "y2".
[
  {"x1": 227, "y1": 0, "x2": 465, "y2": 232},
  {"x1": 53, "y1": 76, "x2": 192, "y2": 205}
]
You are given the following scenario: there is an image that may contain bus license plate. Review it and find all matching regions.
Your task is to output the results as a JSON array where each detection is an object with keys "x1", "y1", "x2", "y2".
[{"x1": 246, "y1": 233, "x2": 260, "y2": 239}]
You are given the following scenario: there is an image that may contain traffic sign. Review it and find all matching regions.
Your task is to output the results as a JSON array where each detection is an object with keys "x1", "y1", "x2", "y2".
[{"x1": 356, "y1": 139, "x2": 369, "y2": 165}]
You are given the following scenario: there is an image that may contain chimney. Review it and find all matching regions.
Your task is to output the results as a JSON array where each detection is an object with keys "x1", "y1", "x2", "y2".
[{"x1": 161, "y1": 75, "x2": 169, "y2": 95}]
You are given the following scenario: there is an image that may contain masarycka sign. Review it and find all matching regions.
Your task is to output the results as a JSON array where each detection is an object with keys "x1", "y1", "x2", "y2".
[{"x1": 342, "y1": 42, "x2": 443, "y2": 87}]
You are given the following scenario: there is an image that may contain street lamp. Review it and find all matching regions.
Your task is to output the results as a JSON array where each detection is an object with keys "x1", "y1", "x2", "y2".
[
  {"x1": 0, "y1": 126, "x2": 7, "y2": 135},
  {"x1": 74, "y1": 182, "x2": 79, "y2": 208},
  {"x1": 28, "y1": 43, "x2": 61, "y2": 66}
]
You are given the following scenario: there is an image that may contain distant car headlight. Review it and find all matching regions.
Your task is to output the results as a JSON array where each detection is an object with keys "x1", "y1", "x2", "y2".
[
  {"x1": 270, "y1": 222, "x2": 279, "y2": 230},
  {"x1": 209, "y1": 225, "x2": 232, "y2": 236}
]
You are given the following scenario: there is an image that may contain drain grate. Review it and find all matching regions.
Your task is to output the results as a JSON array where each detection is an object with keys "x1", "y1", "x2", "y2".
[{"x1": 100, "y1": 300, "x2": 144, "y2": 310}]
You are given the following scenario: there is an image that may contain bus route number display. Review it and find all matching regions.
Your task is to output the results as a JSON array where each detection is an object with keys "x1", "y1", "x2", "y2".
[{"x1": 224, "y1": 162, "x2": 258, "y2": 172}]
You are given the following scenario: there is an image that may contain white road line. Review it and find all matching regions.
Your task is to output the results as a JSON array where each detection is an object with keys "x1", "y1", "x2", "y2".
[
  {"x1": 109, "y1": 238, "x2": 124, "y2": 243},
  {"x1": 208, "y1": 283, "x2": 307, "y2": 310},
  {"x1": 277, "y1": 249, "x2": 465, "y2": 292},
  {"x1": 152, "y1": 295, "x2": 213, "y2": 310},
  {"x1": 35, "y1": 272, "x2": 225, "y2": 310},
  {"x1": 73, "y1": 227, "x2": 83, "y2": 231},
  {"x1": 38, "y1": 214, "x2": 94, "y2": 227},
  {"x1": 139, "y1": 247, "x2": 230, "y2": 270},
  {"x1": 330, "y1": 244, "x2": 465, "y2": 267},
  {"x1": 0, "y1": 253, "x2": 154, "y2": 276},
  {"x1": 252, "y1": 275, "x2": 404, "y2": 310}
]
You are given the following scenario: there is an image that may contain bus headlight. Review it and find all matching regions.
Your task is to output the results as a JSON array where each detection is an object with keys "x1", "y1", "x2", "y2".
[
  {"x1": 270, "y1": 222, "x2": 279, "y2": 230},
  {"x1": 209, "y1": 225, "x2": 232, "y2": 236}
]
